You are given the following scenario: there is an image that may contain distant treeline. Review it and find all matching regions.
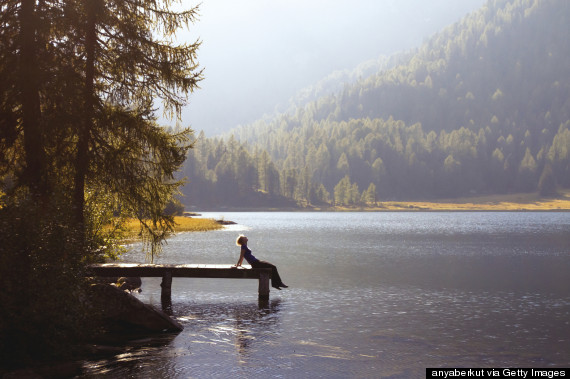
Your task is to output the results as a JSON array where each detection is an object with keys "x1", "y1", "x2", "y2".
[{"x1": 180, "y1": 0, "x2": 570, "y2": 208}]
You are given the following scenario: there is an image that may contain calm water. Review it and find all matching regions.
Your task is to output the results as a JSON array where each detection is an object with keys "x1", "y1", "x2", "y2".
[{"x1": 81, "y1": 212, "x2": 570, "y2": 378}]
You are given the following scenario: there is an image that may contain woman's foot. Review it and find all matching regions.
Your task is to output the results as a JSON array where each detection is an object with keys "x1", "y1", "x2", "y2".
[
  {"x1": 278, "y1": 284, "x2": 288, "y2": 288},
  {"x1": 272, "y1": 286, "x2": 282, "y2": 290}
]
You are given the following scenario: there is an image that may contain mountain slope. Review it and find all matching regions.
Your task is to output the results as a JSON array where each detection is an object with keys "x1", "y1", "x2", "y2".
[
  {"x1": 333, "y1": 0, "x2": 570, "y2": 136},
  {"x1": 181, "y1": 0, "x2": 570, "y2": 207}
]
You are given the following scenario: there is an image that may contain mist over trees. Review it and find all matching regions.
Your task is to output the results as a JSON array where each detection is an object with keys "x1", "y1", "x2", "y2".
[{"x1": 180, "y1": 0, "x2": 570, "y2": 208}]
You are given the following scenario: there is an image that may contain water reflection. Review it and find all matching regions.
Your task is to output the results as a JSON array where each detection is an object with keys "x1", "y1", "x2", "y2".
[
  {"x1": 174, "y1": 299, "x2": 282, "y2": 365},
  {"x1": 161, "y1": 294, "x2": 173, "y2": 316},
  {"x1": 161, "y1": 291, "x2": 275, "y2": 317},
  {"x1": 80, "y1": 300, "x2": 283, "y2": 378},
  {"x1": 81, "y1": 334, "x2": 179, "y2": 378}
]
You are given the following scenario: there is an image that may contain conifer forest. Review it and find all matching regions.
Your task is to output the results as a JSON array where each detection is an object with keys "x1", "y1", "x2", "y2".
[{"x1": 180, "y1": 0, "x2": 570, "y2": 208}]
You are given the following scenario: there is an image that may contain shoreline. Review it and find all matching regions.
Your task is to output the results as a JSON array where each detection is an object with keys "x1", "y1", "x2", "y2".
[
  {"x1": 192, "y1": 207, "x2": 570, "y2": 213},
  {"x1": 189, "y1": 191, "x2": 570, "y2": 213}
]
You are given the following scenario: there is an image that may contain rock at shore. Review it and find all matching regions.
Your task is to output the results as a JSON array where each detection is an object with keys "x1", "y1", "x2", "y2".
[
  {"x1": 117, "y1": 276, "x2": 142, "y2": 292},
  {"x1": 216, "y1": 219, "x2": 237, "y2": 225},
  {"x1": 89, "y1": 284, "x2": 183, "y2": 333}
]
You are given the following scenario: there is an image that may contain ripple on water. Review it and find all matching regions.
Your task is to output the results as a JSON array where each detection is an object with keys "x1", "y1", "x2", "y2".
[{"x1": 82, "y1": 212, "x2": 570, "y2": 377}]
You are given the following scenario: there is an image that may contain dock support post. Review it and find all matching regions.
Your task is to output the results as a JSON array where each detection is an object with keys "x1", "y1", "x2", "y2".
[
  {"x1": 258, "y1": 271, "x2": 270, "y2": 301},
  {"x1": 161, "y1": 271, "x2": 173, "y2": 312}
]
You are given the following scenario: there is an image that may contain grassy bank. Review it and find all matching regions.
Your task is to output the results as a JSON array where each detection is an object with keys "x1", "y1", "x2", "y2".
[
  {"x1": 330, "y1": 190, "x2": 570, "y2": 211},
  {"x1": 119, "y1": 216, "x2": 223, "y2": 240}
]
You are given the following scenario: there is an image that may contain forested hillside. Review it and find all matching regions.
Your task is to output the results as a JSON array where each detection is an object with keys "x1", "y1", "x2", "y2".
[{"x1": 180, "y1": 0, "x2": 570, "y2": 208}]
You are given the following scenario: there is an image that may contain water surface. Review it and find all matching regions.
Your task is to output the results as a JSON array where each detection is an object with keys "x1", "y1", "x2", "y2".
[{"x1": 81, "y1": 212, "x2": 570, "y2": 378}]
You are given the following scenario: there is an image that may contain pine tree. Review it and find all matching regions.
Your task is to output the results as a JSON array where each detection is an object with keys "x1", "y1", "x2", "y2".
[
  {"x1": 334, "y1": 175, "x2": 352, "y2": 206},
  {"x1": 1, "y1": 0, "x2": 202, "y2": 259},
  {"x1": 361, "y1": 183, "x2": 377, "y2": 205},
  {"x1": 77, "y1": 0, "x2": 202, "y2": 259},
  {"x1": 538, "y1": 164, "x2": 557, "y2": 197}
]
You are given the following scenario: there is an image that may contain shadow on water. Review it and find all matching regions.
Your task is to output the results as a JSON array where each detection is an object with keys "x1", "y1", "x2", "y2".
[{"x1": 80, "y1": 299, "x2": 283, "y2": 378}]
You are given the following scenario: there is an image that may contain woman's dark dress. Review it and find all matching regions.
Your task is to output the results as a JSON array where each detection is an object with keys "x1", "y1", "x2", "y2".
[{"x1": 241, "y1": 246, "x2": 285, "y2": 288}]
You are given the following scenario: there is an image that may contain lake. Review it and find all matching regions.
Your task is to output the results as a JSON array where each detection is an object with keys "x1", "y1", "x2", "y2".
[{"x1": 80, "y1": 212, "x2": 570, "y2": 378}]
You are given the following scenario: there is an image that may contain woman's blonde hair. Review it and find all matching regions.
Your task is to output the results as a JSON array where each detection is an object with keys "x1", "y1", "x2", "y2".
[{"x1": 236, "y1": 235, "x2": 247, "y2": 246}]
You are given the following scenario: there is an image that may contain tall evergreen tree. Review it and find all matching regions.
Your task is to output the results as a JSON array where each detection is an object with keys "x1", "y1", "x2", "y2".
[
  {"x1": 73, "y1": 0, "x2": 202, "y2": 258},
  {"x1": 1, "y1": 2, "x2": 202, "y2": 364}
]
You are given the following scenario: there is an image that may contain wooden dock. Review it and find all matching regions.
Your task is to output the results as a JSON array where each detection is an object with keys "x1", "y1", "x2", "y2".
[{"x1": 88, "y1": 263, "x2": 273, "y2": 302}]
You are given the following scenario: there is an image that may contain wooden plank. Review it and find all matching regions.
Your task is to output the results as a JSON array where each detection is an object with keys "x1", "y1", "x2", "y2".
[
  {"x1": 88, "y1": 263, "x2": 274, "y2": 302},
  {"x1": 161, "y1": 271, "x2": 172, "y2": 293},
  {"x1": 258, "y1": 271, "x2": 270, "y2": 301},
  {"x1": 88, "y1": 263, "x2": 270, "y2": 279},
  {"x1": 161, "y1": 270, "x2": 173, "y2": 306}
]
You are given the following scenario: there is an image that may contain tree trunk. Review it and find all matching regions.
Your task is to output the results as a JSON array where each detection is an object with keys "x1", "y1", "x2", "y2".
[
  {"x1": 20, "y1": 0, "x2": 47, "y2": 198},
  {"x1": 74, "y1": 0, "x2": 96, "y2": 236}
]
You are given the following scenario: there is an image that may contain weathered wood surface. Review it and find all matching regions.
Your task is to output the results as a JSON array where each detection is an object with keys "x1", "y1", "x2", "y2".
[
  {"x1": 88, "y1": 263, "x2": 270, "y2": 279},
  {"x1": 88, "y1": 263, "x2": 272, "y2": 301}
]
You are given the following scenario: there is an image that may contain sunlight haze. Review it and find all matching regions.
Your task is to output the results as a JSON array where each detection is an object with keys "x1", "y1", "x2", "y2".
[{"x1": 172, "y1": 0, "x2": 487, "y2": 135}]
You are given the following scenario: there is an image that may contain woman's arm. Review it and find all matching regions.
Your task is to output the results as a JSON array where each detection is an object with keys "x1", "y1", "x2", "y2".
[{"x1": 235, "y1": 248, "x2": 245, "y2": 267}]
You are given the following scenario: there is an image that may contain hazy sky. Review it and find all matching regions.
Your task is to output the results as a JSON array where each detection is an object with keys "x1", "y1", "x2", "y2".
[{"x1": 166, "y1": 0, "x2": 487, "y2": 136}]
